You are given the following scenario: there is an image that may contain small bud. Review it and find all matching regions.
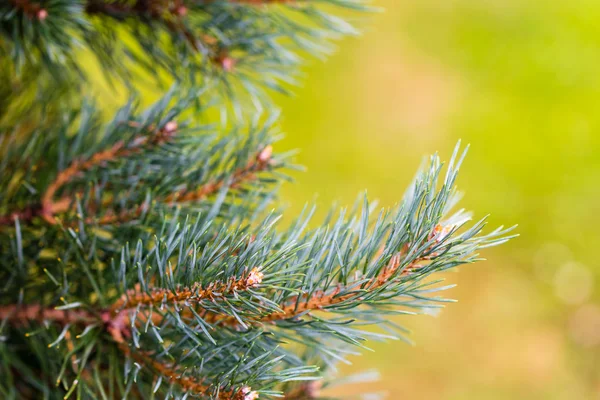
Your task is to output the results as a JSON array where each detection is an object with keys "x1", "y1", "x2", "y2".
[
  {"x1": 257, "y1": 145, "x2": 273, "y2": 164},
  {"x1": 221, "y1": 56, "x2": 235, "y2": 72},
  {"x1": 430, "y1": 224, "x2": 452, "y2": 242},
  {"x1": 245, "y1": 392, "x2": 259, "y2": 400},
  {"x1": 164, "y1": 121, "x2": 178, "y2": 134},
  {"x1": 37, "y1": 9, "x2": 48, "y2": 21},
  {"x1": 246, "y1": 268, "x2": 264, "y2": 287},
  {"x1": 175, "y1": 5, "x2": 187, "y2": 16},
  {"x1": 240, "y1": 386, "x2": 259, "y2": 400}
]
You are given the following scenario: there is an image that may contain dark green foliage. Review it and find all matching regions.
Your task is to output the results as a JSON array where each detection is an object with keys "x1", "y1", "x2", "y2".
[{"x1": 1, "y1": 0, "x2": 372, "y2": 117}]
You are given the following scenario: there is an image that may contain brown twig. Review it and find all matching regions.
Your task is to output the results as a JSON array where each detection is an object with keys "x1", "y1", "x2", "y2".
[
  {"x1": 111, "y1": 267, "x2": 264, "y2": 312},
  {"x1": 165, "y1": 145, "x2": 273, "y2": 204},
  {"x1": 207, "y1": 250, "x2": 424, "y2": 328},
  {"x1": 78, "y1": 143, "x2": 272, "y2": 226},
  {"x1": 208, "y1": 227, "x2": 450, "y2": 329},
  {"x1": 40, "y1": 123, "x2": 177, "y2": 224},
  {"x1": 0, "y1": 122, "x2": 177, "y2": 227},
  {"x1": 0, "y1": 141, "x2": 272, "y2": 228},
  {"x1": 118, "y1": 344, "x2": 259, "y2": 399},
  {"x1": 0, "y1": 204, "x2": 44, "y2": 226},
  {"x1": 92, "y1": 144, "x2": 273, "y2": 226},
  {"x1": 0, "y1": 304, "x2": 96, "y2": 326}
]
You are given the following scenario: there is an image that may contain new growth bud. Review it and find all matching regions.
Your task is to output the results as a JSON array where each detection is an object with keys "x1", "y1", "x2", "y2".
[
  {"x1": 37, "y1": 9, "x2": 48, "y2": 21},
  {"x1": 246, "y1": 268, "x2": 264, "y2": 287},
  {"x1": 221, "y1": 56, "x2": 236, "y2": 72},
  {"x1": 241, "y1": 386, "x2": 259, "y2": 400},
  {"x1": 164, "y1": 121, "x2": 178, "y2": 134},
  {"x1": 431, "y1": 224, "x2": 453, "y2": 243},
  {"x1": 257, "y1": 145, "x2": 273, "y2": 164}
]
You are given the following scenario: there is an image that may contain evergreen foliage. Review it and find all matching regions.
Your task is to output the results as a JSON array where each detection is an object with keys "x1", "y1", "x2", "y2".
[{"x1": 0, "y1": 1, "x2": 515, "y2": 399}]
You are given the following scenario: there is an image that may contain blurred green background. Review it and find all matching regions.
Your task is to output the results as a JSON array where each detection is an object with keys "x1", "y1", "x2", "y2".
[{"x1": 273, "y1": 0, "x2": 600, "y2": 398}]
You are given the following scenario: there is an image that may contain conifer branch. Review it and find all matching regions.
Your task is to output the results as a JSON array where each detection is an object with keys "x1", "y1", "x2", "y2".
[
  {"x1": 40, "y1": 121, "x2": 178, "y2": 224},
  {"x1": 0, "y1": 121, "x2": 178, "y2": 227},
  {"x1": 0, "y1": 0, "x2": 515, "y2": 390},
  {"x1": 118, "y1": 344, "x2": 259, "y2": 400},
  {"x1": 206, "y1": 246, "x2": 425, "y2": 328},
  {"x1": 165, "y1": 145, "x2": 274, "y2": 204},
  {"x1": 0, "y1": 133, "x2": 274, "y2": 229},
  {"x1": 81, "y1": 144, "x2": 273, "y2": 226},
  {"x1": 111, "y1": 267, "x2": 264, "y2": 311}
]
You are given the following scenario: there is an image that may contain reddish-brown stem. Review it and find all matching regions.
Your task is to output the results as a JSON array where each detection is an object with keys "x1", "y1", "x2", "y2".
[
  {"x1": 0, "y1": 141, "x2": 272, "y2": 228},
  {"x1": 206, "y1": 251, "x2": 424, "y2": 328},
  {"x1": 40, "y1": 123, "x2": 176, "y2": 224},
  {"x1": 165, "y1": 145, "x2": 273, "y2": 204},
  {"x1": 94, "y1": 144, "x2": 273, "y2": 226},
  {"x1": 0, "y1": 303, "x2": 256, "y2": 398},
  {"x1": 0, "y1": 123, "x2": 176, "y2": 227},
  {"x1": 111, "y1": 267, "x2": 264, "y2": 312},
  {"x1": 0, "y1": 204, "x2": 44, "y2": 226},
  {"x1": 0, "y1": 304, "x2": 96, "y2": 326},
  {"x1": 118, "y1": 344, "x2": 258, "y2": 399}
]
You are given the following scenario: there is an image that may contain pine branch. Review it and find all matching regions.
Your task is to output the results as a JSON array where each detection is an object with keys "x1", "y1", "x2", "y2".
[
  {"x1": 111, "y1": 267, "x2": 264, "y2": 311},
  {"x1": 165, "y1": 145, "x2": 274, "y2": 204},
  {"x1": 0, "y1": 0, "x2": 517, "y2": 397},
  {"x1": 0, "y1": 121, "x2": 178, "y2": 226},
  {"x1": 76, "y1": 144, "x2": 274, "y2": 226},
  {"x1": 85, "y1": 0, "x2": 208, "y2": 52},
  {"x1": 0, "y1": 139, "x2": 515, "y2": 398},
  {"x1": 40, "y1": 121, "x2": 178, "y2": 224},
  {"x1": 201, "y1": 240, "x2": 425, "y2": 328},
  {"x1": 118, "y1": 344, "x2": 259, "y2": 400},
  {"x1": 0, "y1": 305, "x2": 258, "y2": 399}
]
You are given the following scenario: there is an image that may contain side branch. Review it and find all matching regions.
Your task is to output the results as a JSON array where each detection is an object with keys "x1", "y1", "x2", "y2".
[
  {"x1": 118, "y1": 344, "x2": 258, "y2": 400},
  {"x1": 86, "y1": 0, "x2": 208, "y2": 52},
  {"x1": 94, "y1": 144, "x2": 274, "y2": 226},
  {"x1": 165, "y1": 145, "x2": 274, "y2": 204},
  {"x1": 210, "y1": 249, "x2": 426, "y2": 328},
  {"x1": 111, "y1": 267, "x2": 264, "y2": 311},
  {"x1": 40, "y1": 122, "x2": 178, "y2": 224},
  {"x1": 0, "y1": 122, "x2": 177, "y2": 227}
]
